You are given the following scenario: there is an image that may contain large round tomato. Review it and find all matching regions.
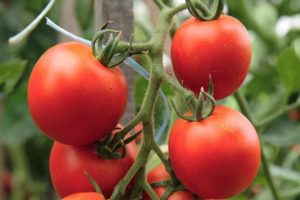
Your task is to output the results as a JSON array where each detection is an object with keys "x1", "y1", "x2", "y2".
[
  {"x1": 171, "y1": 16, "x2": 251, "y2": 100},
  {"x1": 63, "y1": 192, "x2": 104, "y2": 200},
  {"x1": 169, "y1": 105, "x2": 261, "y2": 199},
  {"x1": 28, "y1": 42, "x2": 128, "y2": 145},
  {"x1": 49, "y1": 141, "x2": 137, "y2": 198},
  {"x1": 143, "y1": 164, "x2": 195, "y2": 200}
]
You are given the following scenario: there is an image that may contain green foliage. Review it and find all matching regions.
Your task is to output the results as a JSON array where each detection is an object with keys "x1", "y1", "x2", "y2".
[
  {"x1": 0, "y1": 85, "x2": 38, "y2": 145},
  {"x1": 276, "y1": 45, "x2": 300, "y2": 93},
  {"x1": 0, "y1": 60, "x2": 27, "y2": 95},
  {"x1": 75, "y1": 0, "x2": 93, "y2": 30}
]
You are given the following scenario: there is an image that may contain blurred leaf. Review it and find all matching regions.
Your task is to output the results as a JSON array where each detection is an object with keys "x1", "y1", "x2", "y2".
[
  {"x1": 271, "y1": 165, "x2": 300, "y2": 184},
  {"x1": 252, "y1": 189, "x2": 273, "y2": 200},
  {"x1": 0, "y1": 85, "x2": 38, "y2": 144},
  {"x1": 0, "y1": 60, "x2": 27, "y2": 95},
  {"x1": 75, "y1": 0, "x2": 93, "y2": 30},
  {"x1": 276, "y1": 46, "x2": 300, "y2": 93},
  {"x1": 255, "y1": 90, "x2": 286, "y2": 120},
  {"x1": 263, "y1": 118, "x2": 300, "y2": 146},
  {"x1": 250, "y1": 34, "x2": 269, "y2": 72},
  {"x1": 252, "y1": 1, "x2": 278, "y2": 38}
]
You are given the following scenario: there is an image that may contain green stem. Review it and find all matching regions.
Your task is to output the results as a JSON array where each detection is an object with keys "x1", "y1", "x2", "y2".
[
  {"x1": 143, "y1": 173, "x2": 160, "y2": 200},
  {"x1": 234, "y1": 91, "x2": 257, "y2": 125},
  {"x1": 110, "y1": 144, "x2": 151, "y2": 199},
  {"x1": 110, "y1": 2, "x2": 188, "y2": 199},
  {"x1": 153, "y1": 0, "x2": 167, "y2": 9},
  {"x1": 8, "y1": 143, "x2": 32, "y2": 200},
  {"x1": 235, "y1": 91, "x2": 300, "y2": 129},
  {"x1": 256, "y1": 97, "x2": 300, "y2": 128},
  {"x1": 116, "y1": 41, "x2": 153, "y2": 53},
  {"x1": 234, "y1": 91, "x2": 280, "y2": 200},
  {"x1": 115, "y1": 111, "x2": 145, "y2": 140},
  {"x1": 260, "y1": 135, "x2": 280, "y2": 200},
  {"x1": 110, "y1": 63, "x2": 162, "y2": 200},
  {"x1": 167, "y1": 3, "x2": 187, "y2": 16}
]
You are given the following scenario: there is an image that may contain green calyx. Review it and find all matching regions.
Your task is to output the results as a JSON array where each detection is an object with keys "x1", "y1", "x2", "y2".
[
  {"x1": 186, "y1": 0, "x2": 224, "y2": 21},
  {"x1": 92, "y1": 21, "x2": 141, "y2": 68},
  {"x1": 172, "y1": 77, "x2": 216, "y2": 122},
  {"x1": 94, "y1": 128, "x2": 142, "y2": 160}
]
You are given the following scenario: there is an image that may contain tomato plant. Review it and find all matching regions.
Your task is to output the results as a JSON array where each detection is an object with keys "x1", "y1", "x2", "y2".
[
  {"x1": 143, "y1": 164, "x2": 195, "y2": 200},
  {"x1": 62, "y1": 192, "x2": 104, "y2": 200},
  {"x1": 49, "y1": 141, "x2": 137, "y2": 198},
  {"x1": 169, "y1": 105, "x2": 261, "y2": 199},
  {"x1": 28, "y1": 42, "x2": 128, "y2": 145},
  {"x1": 7, "y1": 0, "x2": 300, "y2": 199},
  {"x1": 171, "y1": 15, "x2": 251, "y2": 100}
]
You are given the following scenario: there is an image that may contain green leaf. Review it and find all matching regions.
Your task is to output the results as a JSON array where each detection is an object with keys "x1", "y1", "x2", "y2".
[
  {"x1": 252, "y1": 1, "x2": 278, "y2": 38},
  {"x1": 271, "y1": 165, "x2": 300, "y2": 184},
  {"x1": 0, "y1": 85, "x2": 39, "y2": 145},
  {"x1": 75, "y1": 0, "x2": 93, "y2": 30},
  {"x1": 263, "y1": 118, "x2": 300, "y2": 146},
  {"x1": 276, "y1": 47, "x2": 300, "y2": 93},
  {"x1": 0, "y1": 60, "x2": 27, "y2": 95}
]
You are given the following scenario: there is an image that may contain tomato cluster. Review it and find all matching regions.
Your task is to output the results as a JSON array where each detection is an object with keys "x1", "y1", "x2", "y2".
[
  {"x1": 28, "y1": 42, "x2": 135, "y2": 199},
  {"x1": 168, "y1": 15, "x2": 261, "y2": 199},
  {"x1": 27, "y1": 8, "x2": 260, "y2": 200}
]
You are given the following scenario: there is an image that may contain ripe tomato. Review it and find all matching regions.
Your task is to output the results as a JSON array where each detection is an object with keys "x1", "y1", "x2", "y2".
[
  {"x1": 63, "y1": 192, "x2": 104, "y2": 200},
  {"x1": 169, "y1": 105, "x2": 261, "y2": 199},
  {"x1": 171, "y1": 16, "x2": 251, "y2": 100},
  {"x1": 49, "y1": 141, "x2": 137, "y2": 198},
  {"x1": 143, "y1": 164, "x2": 195, "y2": 200},
  {"x1": 28, "y1": 42, "x2": 128, "y2": 145},
  {"x1": 1, "y1": 172, "x2": 12, "y2": 198},
  {"x1": 289, "y1": 109, "x2": 300, "y2": 121}
]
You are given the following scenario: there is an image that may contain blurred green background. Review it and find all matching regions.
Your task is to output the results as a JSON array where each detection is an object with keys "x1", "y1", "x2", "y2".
[{"x1": 1, "y1": 0, "x2": 300, "y2": 199}]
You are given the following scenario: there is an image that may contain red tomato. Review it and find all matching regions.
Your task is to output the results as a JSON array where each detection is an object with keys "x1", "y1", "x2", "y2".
[
  {"x1": 1, "y1": 172, "x2": 12, "y2": 198},
  {"x1": 289, "y1": 109, "x2": 300, "y2": 121},
  {"x1": 28, "y1": 42, "x2": 128, "y2": 145},
  {"x1": 49, "y1": 141, "x2": 137, "y2": 198},
  {"x1": 143, "y1": 164, "x2": 195, "y2": 200},
  {"x1": 171, "y1": 16, "x2": 251, "y2": 100},
  {"x1": 62, "y1": 192, "x2": 104, "y2": 200},
  {"x1": 169, "y1": 105, "x2": 261, "y2": 199}
]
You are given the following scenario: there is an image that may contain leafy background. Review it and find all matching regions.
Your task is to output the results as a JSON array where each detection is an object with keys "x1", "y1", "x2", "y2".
[{"x1": 1, "y1": 0, "x2": 300, "y2": 199}]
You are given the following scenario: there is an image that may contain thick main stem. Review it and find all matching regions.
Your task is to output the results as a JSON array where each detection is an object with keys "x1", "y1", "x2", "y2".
[{"x1": 110, "y1": 4, "x2": 186, "y2": 199}]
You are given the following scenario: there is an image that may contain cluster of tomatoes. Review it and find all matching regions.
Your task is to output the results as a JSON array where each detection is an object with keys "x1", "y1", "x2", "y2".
[
  {"x1": 27, "y1": 12, "x2": 261, "y2": 200},
  {"x1": 167, "y1": 15, "x2": 261, "y2": 199},
  {"x1": 27, "y1": 42, "x2": 138, "y2": 199}
]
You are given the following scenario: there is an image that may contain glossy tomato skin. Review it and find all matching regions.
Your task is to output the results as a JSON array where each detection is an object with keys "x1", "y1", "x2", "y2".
[
  {"x1": 28, "y1": 42, "x2": 128, "y2": 145},
  {"x1": 169, "y1": 106, "x2": 261, "y2": 199},
  {"x1": 63, "y1": 192, "x2": 104, "y2": 200},
  {"x1": 171, "y1": 16, "x2": 251, "y2": 100},
  {"x1": 143, "y1": 164, "x2": 195, "y2": 200},
  {"x1": 49, "y1": 141, "x2": 137, "y2": 198}
]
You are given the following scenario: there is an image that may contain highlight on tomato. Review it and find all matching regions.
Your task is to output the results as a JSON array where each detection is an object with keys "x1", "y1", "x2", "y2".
[
  {"x1": 171, "y1": 15, "x2": 251, "y2": 100},
  {"x1": 169, "y1": 105, "x2": 261, "y2": 199},
  {"x1": 28, "y1": 42, "x2": 128, "y2": 146},
  {"x1": 49, "y1": 141, "x2": 137, "y2": 198}
]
